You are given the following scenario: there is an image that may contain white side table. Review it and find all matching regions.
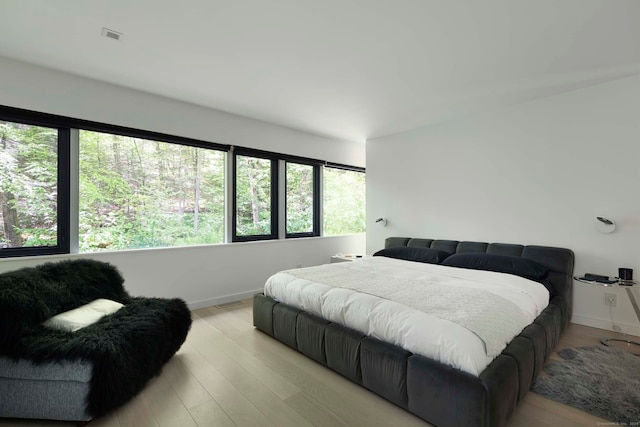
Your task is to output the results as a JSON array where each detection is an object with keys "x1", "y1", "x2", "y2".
[
  {"x1": 330, "y1": 254, "x2": 366, "y2": 263},
  {"x1": 574, "y1": 276, "x2": 640, "y2": 352}
]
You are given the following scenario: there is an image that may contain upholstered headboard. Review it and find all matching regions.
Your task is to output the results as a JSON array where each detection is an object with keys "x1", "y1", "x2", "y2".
[{"x1": 385, "y1": 237, "x2": 575, "y2": 320}]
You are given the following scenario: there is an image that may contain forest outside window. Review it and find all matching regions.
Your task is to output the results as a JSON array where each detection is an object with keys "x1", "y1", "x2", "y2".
[
  {"x1": 0, "y1": 106, "x2": 366, "y2": 258},
  {"x1": 78, "y1": 130, "x2": 225, "y2": 252},
  {"x1": 233, "y1": 152, "x2": 278, "y2": 241},
  {"x1": 0, "y1": 118, "x2": 69, "y2": 257},
  {"x1": 285, "y1": 162, "x2": 319, "y2": 237},
  {"x1": 323, "y1": 166, "x2": 366, "y2": 236}
]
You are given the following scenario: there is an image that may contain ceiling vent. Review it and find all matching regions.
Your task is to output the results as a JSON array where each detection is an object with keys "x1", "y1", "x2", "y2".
[{"x1": 101, "y1": 28, "x2": 123, "y2": 41}]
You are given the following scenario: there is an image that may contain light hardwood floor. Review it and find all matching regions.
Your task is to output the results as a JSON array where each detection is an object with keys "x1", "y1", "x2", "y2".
[{"x1": 0, "y1": 299, "x2": 628, "y2": 427}]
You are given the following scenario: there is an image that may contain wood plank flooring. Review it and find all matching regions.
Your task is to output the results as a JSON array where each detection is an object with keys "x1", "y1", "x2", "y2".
[{"x1": 0, "y1": 299, "x2": 628, "y2": 427}]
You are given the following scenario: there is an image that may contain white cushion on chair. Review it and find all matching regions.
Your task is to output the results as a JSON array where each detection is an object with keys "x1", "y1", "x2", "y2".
[{"x1": 43, "y1": 299, "x2": 124, "y2": 332}]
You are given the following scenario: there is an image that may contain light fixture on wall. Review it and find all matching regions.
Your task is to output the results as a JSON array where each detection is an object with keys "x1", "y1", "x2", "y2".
[
  {"x1": 596, "y1": 216, "x2": 616, "y2": 234},
  {"x1": 375, "y1": 218, "x2": 387, "y2": 227}
]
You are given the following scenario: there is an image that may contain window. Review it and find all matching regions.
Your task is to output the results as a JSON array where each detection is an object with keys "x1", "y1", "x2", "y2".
[
  {"x1": 0, "y1": 106, "x2": 366, "y2": 258},
  {"x1": 323, "y1": 166, "x2": 366, "y2": 236},
  {"x1": 79, "y1": 130, "x2": 225, "y2": 252},
  {"x1": 0, "y1": 118, "x2": 69, "y2": 257},
  {"x1": 233, "y1": 152, "x2": 278, "y2": 241},
  {"x1": 286, "y1": 162, "x2": 319, "y2": 237}
]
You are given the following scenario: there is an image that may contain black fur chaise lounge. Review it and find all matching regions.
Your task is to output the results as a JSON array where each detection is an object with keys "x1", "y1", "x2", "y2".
[{"x1": 0, "y1": 259, "x2": 192, "y2": 422}]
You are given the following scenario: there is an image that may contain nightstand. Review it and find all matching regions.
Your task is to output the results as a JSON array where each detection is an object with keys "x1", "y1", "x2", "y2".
[
  {"x1": 330, "y1": 254, "x2": 365, "y2": 263},
  {"x1": 574, "y1": 275, "x2": 640, "y2": 353}
]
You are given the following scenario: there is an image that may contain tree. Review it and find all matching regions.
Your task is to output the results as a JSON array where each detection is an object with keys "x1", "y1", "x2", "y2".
[
  {"x1": 286, "y1": 163, "x2": 314, "y2": 234},
  {"x1": 78, "y1": 130, "x2": 225, "y2": 251},
  {"x1": 0, "y1": 121, "x2": 58, "y2": 248},
  {"x1": 235, "y1": 155, "x2": 272, "y2": 236},
  {"x1": 323, "y1": 168, "x2": 366, "y2": 235}
]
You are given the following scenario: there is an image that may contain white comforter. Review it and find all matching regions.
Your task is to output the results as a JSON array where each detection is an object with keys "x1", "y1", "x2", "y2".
[{"x1": 264, "y1": 256, "x2": 549, "y2": 376}]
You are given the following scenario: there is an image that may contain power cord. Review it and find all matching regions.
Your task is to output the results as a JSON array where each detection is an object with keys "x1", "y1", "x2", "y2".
[{"x1": 609, "y1": 303, "x2": 622, "y2": 332}]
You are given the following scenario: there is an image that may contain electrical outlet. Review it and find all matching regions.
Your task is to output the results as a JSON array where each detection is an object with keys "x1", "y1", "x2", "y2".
[{"x1": 605, "y1": 293, "x2": 617, "y2": 307}]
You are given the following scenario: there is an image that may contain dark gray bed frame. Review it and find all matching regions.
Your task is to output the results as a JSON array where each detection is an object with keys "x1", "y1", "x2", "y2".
[{"x1": 253, "y1": 237, "x2": 574, "y2": 427}]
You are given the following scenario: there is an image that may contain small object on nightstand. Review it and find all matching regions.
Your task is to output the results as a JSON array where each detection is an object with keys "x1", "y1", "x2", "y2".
[
  {"x1": 584, "y1": 273, "x2": 608, "y2": 281},
  {"x1": 578, "y1": 273, "x2": 618, "y2": 284},
  {"x1": 330, "y1": 254, "x2": 366, "y2": 263},
  {"x1": 619, "y1": 268, "x2": 633, "y2": 281}
]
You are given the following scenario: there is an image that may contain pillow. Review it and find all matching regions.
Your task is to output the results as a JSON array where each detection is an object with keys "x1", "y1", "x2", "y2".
[
  {"x1": 43, "y1": 298, "x2": 124, "y2": 332},
  {"x1": 442, "y1": 253, "x2": 550, "y2": 281},
  {"x1": 373, "y1": 246, "x2": 451, "y2": 264}
]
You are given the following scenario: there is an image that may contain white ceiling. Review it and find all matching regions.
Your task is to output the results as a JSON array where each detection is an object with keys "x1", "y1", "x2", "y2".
[{"x1": 1, "y1": 0, "x2": 639, "y2": 143}]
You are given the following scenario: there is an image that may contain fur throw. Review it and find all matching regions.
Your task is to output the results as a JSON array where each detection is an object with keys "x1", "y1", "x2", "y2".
[
  {"x1": 0, "y1": 259, "x2": 130, "y2": 348},
  {"x1": 0, "y1": 259, "x2": 192, "y2": 418}
]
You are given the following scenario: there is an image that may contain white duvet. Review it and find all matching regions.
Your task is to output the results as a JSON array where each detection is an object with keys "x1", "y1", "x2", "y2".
[{"x1": 264, "y1": 256, "x2": 549, "y2": 376}]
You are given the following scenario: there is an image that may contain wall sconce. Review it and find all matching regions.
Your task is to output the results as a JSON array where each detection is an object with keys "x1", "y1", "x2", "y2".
[
  {"x1": 375, "y1": 218, "x2": 387, "y2": 227},
  {"x1": 596, "y1": 216, "x2": 616, "y2": 234}
]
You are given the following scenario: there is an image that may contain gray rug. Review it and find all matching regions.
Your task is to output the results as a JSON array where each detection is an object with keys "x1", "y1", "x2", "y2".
[{"x1": 532, "y1": 345, "x2": 640, "y2": 423}]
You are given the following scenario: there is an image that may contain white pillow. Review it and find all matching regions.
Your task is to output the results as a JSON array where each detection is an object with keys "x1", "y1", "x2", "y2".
[{"x1": 43, "y1": 298, "x2": 124, "y2": 332}]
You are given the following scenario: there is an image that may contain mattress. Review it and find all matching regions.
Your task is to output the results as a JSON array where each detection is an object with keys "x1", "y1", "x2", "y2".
[{"x1": 264, "y1": 256, "x2": 549, "y2": 375}]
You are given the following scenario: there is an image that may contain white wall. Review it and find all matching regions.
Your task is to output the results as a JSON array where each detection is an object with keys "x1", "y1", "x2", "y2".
[
  {"x1": 0, "y1": 56, "x2": 365, "y2": 165},
  {"x1": 367, "y1": 74, "x2": 640, "y2": 335},
  {"x1": 0, "y1": 236, "x2": 365, "y2": 308},
  {"x1": 0, "y1": 56, "x2": 366, "y2": 307}
]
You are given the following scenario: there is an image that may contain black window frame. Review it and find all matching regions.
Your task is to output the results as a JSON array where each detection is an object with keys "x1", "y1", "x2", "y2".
[
  {"x1": 232, "y1": 148, "x2": 279, "y2": 242},
  {"x1": 0, "y1": 105, "x2": 366, "y2": 258},
  {"x1": 0, "y1": 104, "x2": 231, "y2": 258},
  {"x1": 0, "y1": 110, "x2": 70, "y2": 258},
  {"x1": 285, "y1": 160, "x2": 320, "y2": 238}
]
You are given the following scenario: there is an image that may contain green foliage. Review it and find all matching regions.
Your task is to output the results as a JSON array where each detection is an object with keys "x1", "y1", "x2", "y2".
[
  {"x1": 0, "y1": 121, "x2": 58, "y2": 248},
  {"x1": 323, "y1": 168, "x2": 366, "y2": 236},
  {"x1": 286, "y1": 163, "x2": 314, "y2": 234},
  {"x1": 78, "y1": 131, "x2": 225, "y2": 252},
  {"x1": 1, "y1": 122, "x2": 366, "y2": 252},
  {"x1": 235, "y1": 155, "x2": 272, "y2": 236}
]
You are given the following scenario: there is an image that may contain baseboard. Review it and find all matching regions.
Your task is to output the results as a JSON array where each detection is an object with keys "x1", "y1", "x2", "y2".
[
  {"x1": 571, "y1": 314, "x2": 640, "y2": 338},
  {"x1": 187, "y1": 289, "x2": 263, "y2": 310}
]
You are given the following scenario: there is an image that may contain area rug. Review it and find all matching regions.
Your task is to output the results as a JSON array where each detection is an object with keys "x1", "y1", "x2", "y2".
[{"x1": 532, "y1": 345, "x2": 640, "y2": 423}]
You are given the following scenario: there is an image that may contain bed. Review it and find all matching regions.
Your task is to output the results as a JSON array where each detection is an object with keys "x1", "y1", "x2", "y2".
[{"x1": 253, "y1": 237, "x2": 574, "y2": 427}]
